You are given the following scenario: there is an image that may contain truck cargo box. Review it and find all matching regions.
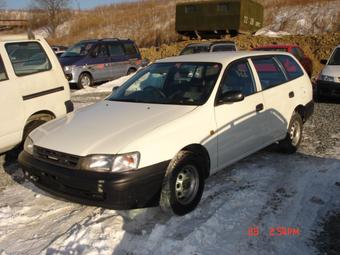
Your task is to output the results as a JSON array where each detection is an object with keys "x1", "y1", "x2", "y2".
[{"x1": 176, "y1": 0, "x2": 263, "y2": 38}]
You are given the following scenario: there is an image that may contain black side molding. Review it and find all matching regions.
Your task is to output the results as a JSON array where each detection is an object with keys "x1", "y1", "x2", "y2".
[
  {"x1": 65, "y1": 100, "x2": 74, "y2": 113},
  {"x1": 22, "y1": 86, "x2": 64, "y2": 101}
]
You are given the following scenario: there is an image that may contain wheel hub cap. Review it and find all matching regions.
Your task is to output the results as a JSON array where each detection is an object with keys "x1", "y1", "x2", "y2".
[
  {"x1": 175, "y1": 165, "x2": 199, "y2": 205},
  {"x1": 290, "y1": 121, "x2": 301, "y2": 146}
]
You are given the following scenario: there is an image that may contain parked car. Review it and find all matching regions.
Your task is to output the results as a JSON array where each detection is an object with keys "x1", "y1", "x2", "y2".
[
  {"x1": 59, "y1": 38, "x2": 143, "y2": 89},
  {"x1": 253, "y1": 45, "x2": 313, "y2": 77},
  {"x1": 0, "y1": 34, "x2": 73, "y2": 154},
  {"x1": 19, "y1": 51, "x2": 313, "y2": 216},
  {"x1": 54, "y1": 50, "x2": 66, "y2": 58},
  {"x1": 51, "y1": 45, "x2": 68, "y2": 52},
  {"x1": 315, "y1": 45, "x2": 340, "y2": 99},
  {"x1": 180, "y1": 41, "x2": 237, "y2": 55}
]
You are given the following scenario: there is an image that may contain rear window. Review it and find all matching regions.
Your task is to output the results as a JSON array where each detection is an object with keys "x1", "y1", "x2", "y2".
[
  {"x1": 212, "y1": 44, "x2": 236, "y2": 52},
  {"x1": 123, "y1": 43, "x2": 139, "y2": 58},
  {"x1": 6, "y1": 42, "x2": 51, "y2": 76},
  {"x1": 108, "y1": 43, "x2": 125, "y2": 57},
  {"x1": 252, "y1": 57, "x2": 287, "y2": 90},
  {"x1": 276, "y1": 55, "x2": 304, "y2": 80}
]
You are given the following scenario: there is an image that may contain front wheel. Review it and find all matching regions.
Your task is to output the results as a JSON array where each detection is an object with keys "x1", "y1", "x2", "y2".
[
  {"x1": 278, "y1": 113, "x2": 303, "y2": 154},
  {"x1": 160, "y1": 151, "x2": 205, "y2": 216},
  {"x1": 77, "y1": 73, "x2": 92, "y2": 89}
]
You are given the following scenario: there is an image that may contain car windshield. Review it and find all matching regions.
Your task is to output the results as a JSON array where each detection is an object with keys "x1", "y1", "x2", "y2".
[
  {"x1": 107, "y1": 62, "x2": 222, "y2": 105},
  {"x1": 328, "y1": 48, "x2": 340, "y2": 65},
  {"x1": 61, "y1": 42, "x2": 94, "y2": 57},
  {"x1": 180, "y1": 45, "x2": 210, "y2": 55}
]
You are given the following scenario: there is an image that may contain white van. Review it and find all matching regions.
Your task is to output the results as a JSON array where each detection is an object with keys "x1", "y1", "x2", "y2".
[
  {"x1": 0, "y1": 34, "x2": 73, "y2": 154},
  {"x1": 19, "y1": 52, "x2": 313, "y2": 215}
]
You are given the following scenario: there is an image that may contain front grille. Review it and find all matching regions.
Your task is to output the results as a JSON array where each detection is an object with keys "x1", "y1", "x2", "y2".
[{"x1": 34, "y1": 146, "x2": 80, "y2": 169}]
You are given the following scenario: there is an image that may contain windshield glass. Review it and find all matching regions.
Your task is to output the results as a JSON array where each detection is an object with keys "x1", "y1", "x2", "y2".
[
  {"x1": 107, "y1": 62, "x2": 222, "y2": 105},
  {"x1": 61, "y1": 42, "x2": 94, "y2": 57},
  {"x1": 328, "y1": 48, "x2": 340, "y2": 65},
  {"x1": 180, "y1": 45, "x2": 210, "y2": 55}
]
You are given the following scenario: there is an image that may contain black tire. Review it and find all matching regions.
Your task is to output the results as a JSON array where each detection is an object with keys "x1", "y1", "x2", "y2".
[
  {"x1": 278, "y1": 112, "x2": 303, "y2": 154},
  {"x1": 77, "y1": 73, "x2": 92, "y2": 89},
  {"x1": 160, "y1": 151, "x2": 205, "y2": 216},
  {"x1": 127, "y1": 68, "x2": 137, "y2": 75}
]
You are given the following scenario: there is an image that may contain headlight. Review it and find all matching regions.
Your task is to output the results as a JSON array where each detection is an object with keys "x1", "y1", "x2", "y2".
[
  {"x1": 24, "y1": 136, "x2": 34, "y2": 155},
  {"x1": 81, "y1": 152, "x2": 140, "y2": 172},
  {"x1": 320, "y1": 75, "x2": 335, "y2": 82},
  {"x1": 64, "y1": 65, "x2": 76, "y2": 72}
]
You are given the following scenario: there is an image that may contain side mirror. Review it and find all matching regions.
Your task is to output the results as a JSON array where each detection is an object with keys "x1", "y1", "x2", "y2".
[
  {"x1": 218, "y1": 90, "x2": 245, "y2": 104},
  {"x1": 320, "y1": 59, "x2": 327, "y2": 65}
]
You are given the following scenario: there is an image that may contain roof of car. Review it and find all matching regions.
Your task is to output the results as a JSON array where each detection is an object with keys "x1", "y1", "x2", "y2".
[
  {"x1": 253, "y1": 44, "x2": 298, "y2": 49},
  {"x1": 79, "y1": 38, "x2": 133, "y2": 43},
  {"x1": 0, "y1": 34, "x2": 44, "y2": 42},
  {"x1": 157, "y1": 51, "x2": 293, "y2": 65}
]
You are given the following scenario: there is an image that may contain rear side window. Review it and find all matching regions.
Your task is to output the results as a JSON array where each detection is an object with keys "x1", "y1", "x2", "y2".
[
  {"x1": 5, "y1": 42, "x2": 51, "y2": 76},
  {"x1": 123, "y1": 43, "x2": 139, "y2": 58},
  {"x1": 276, "y1": 55, "x2": 303, "y2": 80},
  {"x1": 0, "y1": 57, "x2": 8, "y2": 81},
  {"x1": 252, "y1": 57, "x2": 287, "y2": 90},
  {"x1": 108, "y1": 43, "x2": 125, "y2": 57}
]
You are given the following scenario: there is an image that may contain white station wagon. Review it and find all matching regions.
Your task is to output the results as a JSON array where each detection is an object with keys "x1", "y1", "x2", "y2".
[{"x1": 19, "y1": 52, "x2": 314, "y2": 215}]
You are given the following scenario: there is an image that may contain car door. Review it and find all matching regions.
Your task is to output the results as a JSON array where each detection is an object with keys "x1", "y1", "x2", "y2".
[
  {"x1": 214, "y1": 59, "x2": 267, "y2": 169},
  {"x1": 250, "y1": 56, "x2": 293, "y2": 141},
  {"x1": 107, "y1": 42, "x2": 129, "y2": 79},
  {"x1": 87, "y1": 43, "x2": 111, "y2": 81},
  {"x1": 0, "y1": 55, "x2": 24, "y2": 152}
]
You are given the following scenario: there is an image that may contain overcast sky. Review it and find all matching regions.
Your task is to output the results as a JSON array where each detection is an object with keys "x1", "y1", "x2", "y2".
[{"x1": 5, "y1": 0, "x2": 137, "y2": 10}]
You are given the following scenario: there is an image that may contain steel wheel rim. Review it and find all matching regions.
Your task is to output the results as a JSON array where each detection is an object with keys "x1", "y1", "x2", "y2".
[
  {"x1": 81, "y1": 75, "x2": 91, "y2": 87},
  {"x1": 290, "y1": 120, "x2": 301, "y2": 146},
  {"x1": 175, "y1": 165, "x2": 199, "y2": 205}
]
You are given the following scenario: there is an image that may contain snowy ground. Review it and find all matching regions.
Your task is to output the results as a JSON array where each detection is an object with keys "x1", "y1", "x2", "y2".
[{"x1": 0, "y1": 80, "x2": 339, "y2": 255}]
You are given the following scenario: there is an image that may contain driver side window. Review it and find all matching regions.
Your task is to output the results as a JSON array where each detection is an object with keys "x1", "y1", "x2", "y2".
[{"x1": 219, "y1": 60, "x2": 256, "y2": 97}]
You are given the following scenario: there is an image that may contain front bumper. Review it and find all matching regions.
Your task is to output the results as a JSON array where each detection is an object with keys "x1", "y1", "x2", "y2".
[
  {"x1": 304, "y1": 100, "x2": 314, "y2": 122},
  {"x1": 19, "y1": 151, "x2": 169, "y2": 210},
  {"x1": 316, "y1": 80, "x2": 340, "y2": 98}
]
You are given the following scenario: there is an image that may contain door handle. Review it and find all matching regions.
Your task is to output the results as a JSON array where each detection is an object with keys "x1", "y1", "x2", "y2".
[
  {"x1": 256, "y1": 103, "x2": 264, "y2": 112},
  {"x1": 289, "y1": 91, "x2": 295, "y2": 98}
]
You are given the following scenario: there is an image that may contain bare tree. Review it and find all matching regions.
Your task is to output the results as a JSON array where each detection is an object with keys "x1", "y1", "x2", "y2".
[{"x1": 31, "y1": 0, "x2": 70, "y2": 36}]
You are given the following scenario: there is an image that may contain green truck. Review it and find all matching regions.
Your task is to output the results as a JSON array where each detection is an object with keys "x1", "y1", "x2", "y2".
[{"x1": 176, "y1": 0, "x2": 264, "y2": 38}]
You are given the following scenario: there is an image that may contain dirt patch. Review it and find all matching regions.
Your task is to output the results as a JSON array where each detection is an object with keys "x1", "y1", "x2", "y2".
[{"x1": 141, "y1": 32, "x2": 340, "y2": 77}]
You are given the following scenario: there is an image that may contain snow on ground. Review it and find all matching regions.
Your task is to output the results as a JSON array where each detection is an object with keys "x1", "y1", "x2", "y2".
[
  {"x1": 0, "y1": 150, "x2": 339, "y2": 255},
  {"x1": 255, "y1": 29, "x2": 291, "y2": 37},
  {"x1": 71, "y1": 74, "x2": 133, "y2": 96}
]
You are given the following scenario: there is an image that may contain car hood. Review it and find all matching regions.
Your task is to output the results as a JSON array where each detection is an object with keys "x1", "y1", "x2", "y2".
[
  {"x1": 321, "y1": 65, "x2": 340, "y2": 77},
  {"x1": 31, "y1": 101, "x2": 197, "y2": 156},
  {"x1": 59, "y1": 56, "x2": 85, "y2": 67}
]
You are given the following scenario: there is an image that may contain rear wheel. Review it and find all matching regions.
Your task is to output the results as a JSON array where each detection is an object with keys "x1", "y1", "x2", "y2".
[
  {"x1": 160, "y1": 151, "x2": 205, "y2": 216},
  {"x1": 77, "y1": 73, "x2": 92, "y2": 89},
  {"x1": 278, "y1": 113, "x2": 303, "y2": 153}
]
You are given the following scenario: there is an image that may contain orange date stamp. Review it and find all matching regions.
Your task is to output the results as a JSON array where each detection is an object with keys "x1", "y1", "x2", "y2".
[{"x1": 248, "y1": 226, "x2": 300, "y2": 237}]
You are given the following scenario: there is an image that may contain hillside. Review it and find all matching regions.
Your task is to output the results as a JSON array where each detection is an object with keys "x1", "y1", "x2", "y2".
[{"x1": 47, "y1": 0, "x2": 339, "y2": 48}]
